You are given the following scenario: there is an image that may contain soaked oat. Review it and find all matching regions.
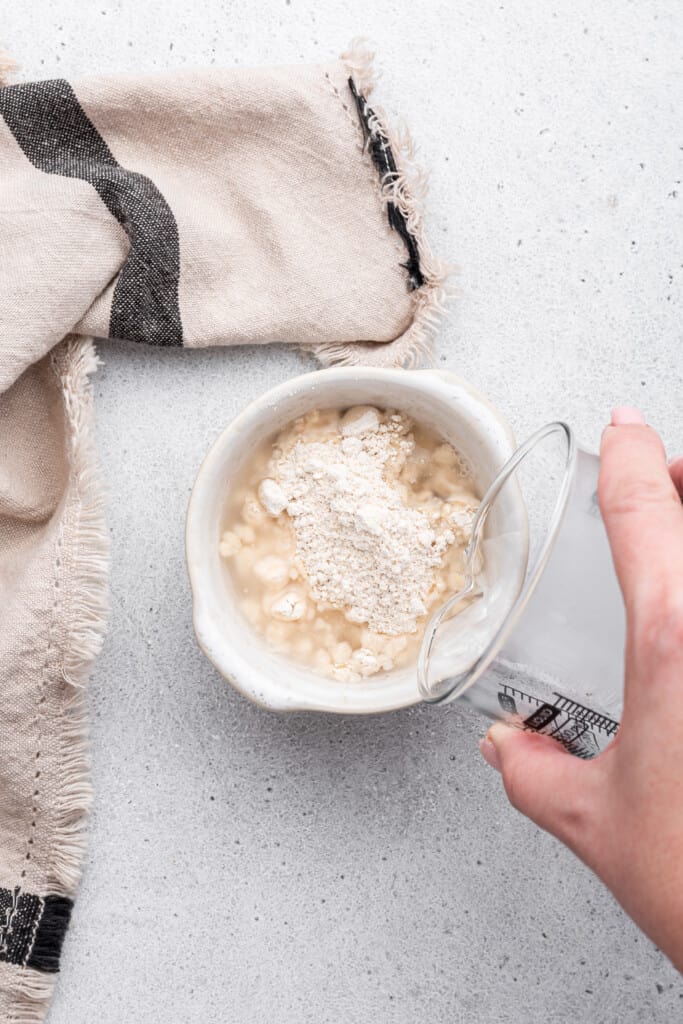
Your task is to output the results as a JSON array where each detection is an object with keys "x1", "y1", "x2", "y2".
[{"x1": 220, "y1": 407, "x2": 479, "y2": 682}]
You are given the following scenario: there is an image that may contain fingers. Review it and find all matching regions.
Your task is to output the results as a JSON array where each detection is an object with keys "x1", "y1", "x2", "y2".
[
  {"x1": 669, "y1": 456, "x2": 683, "y2": 499},
  {"x1": 480, "y1": 722, "x2": 602, "y2": 858},
  {"x1": 599, "y1": 409, "x2": 683, "y2": 612}
]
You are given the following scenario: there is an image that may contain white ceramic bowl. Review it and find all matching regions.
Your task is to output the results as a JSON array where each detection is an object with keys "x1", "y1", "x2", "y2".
[{"x1": 186, "y1": 368, "x2": 523, "y2": 714}]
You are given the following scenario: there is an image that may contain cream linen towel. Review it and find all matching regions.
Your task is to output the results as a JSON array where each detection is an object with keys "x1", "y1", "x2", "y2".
[{"x1": 0, "y1": 43, "x2": 446, "y2": 1021}]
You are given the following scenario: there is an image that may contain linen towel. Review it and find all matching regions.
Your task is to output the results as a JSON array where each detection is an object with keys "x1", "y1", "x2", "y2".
[{"x1": 0, "y1": 42, "x2": 446, "y2": 1021}]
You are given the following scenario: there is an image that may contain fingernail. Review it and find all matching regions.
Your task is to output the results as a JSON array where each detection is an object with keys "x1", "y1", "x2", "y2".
[
  {"x1": 478, "y1": 736, "x2": 501, "y2": 772},
  {"x1": 611, "y1": 406, "x2": 645, "y2": 426}
]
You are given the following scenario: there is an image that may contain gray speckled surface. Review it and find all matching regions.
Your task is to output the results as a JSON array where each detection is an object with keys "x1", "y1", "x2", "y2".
[{"x1": 4, "y1": 2, "x2": 683, "y2": 1021}]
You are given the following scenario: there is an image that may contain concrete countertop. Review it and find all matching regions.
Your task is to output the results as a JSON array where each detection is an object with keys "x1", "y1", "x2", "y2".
[{"x1": 4, "y1": 1, "x2": 682, "y2": 1021}]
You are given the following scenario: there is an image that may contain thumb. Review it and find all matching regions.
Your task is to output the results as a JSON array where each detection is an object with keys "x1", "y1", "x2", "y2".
[{"x1": 479, "y1": 722, "x2": 600, "y2": 853}]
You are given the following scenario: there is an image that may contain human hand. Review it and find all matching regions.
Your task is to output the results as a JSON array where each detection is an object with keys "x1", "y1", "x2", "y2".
[{"x1": 478, "y1": 407, "x2": 683, "y2": 971}]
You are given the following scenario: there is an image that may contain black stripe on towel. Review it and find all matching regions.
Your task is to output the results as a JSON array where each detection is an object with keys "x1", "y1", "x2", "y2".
[
  {"x1": 0, "y1": 79, "x2": 183, "y2": 346},
  {"x1": 348, "y1": 78, "x2": 425, "y2": 291},
  {"x1": 0, "y1": 887, "x2": 73, "y2": 973}
]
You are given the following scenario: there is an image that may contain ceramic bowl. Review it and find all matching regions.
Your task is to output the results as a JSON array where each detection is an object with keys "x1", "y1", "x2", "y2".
[{"x1": 186, "y1": 368, "x2": 525, "y2": 714}]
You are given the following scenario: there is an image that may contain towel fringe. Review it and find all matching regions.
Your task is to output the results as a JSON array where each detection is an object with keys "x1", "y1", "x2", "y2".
[
  {"x1": 0, "y1": 52, "x2": 19, "y2": 86},
  {"x1": 46, "y1": 338, "x2": 109, "y2": 897},
  {"x1": 340, "y1": 36, "x2": 378, "y2": 97},
  {"x1": 5, "y1": 967, "x2": 55, "y2": 1024},
  {"x1": 312, "y1": 39, "x2": 453, "y2": 369}
]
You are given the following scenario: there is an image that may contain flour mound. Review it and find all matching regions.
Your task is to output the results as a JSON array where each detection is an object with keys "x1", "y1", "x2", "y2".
[{"x1": 271, "y1": 414, "x2": 455, "y2": 636}]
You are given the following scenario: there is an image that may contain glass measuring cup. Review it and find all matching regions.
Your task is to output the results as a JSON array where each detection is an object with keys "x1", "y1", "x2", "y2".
[{"x1": 418, "y1": 422, "x2": 625, "y2": 759}]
